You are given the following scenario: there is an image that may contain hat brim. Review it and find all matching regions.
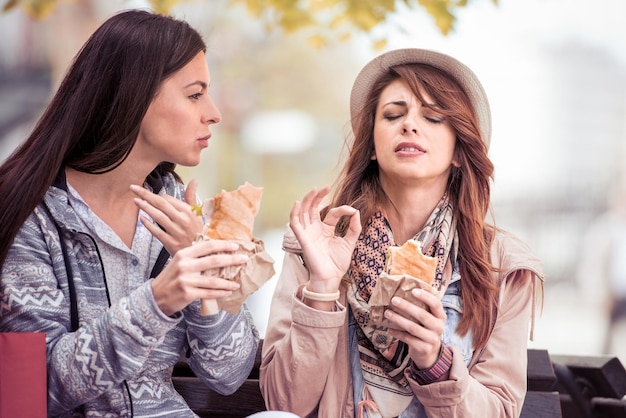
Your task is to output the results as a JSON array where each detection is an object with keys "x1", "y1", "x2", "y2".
[{"x1": 349, "y1": 48, "x2": 491, "y2": 149}]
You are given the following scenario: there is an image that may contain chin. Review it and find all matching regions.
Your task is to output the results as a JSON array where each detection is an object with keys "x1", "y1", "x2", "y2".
[{"x1": 173, "y1": 155, "x2": 202, "y2": 167}]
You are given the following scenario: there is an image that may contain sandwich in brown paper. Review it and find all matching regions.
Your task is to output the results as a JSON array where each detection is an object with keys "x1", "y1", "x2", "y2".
[
  {"x1": 194, "y1": 182, "x2": 275, "y2": 315},
  {"x1": 368, "y1": 239, "x2": 443, "y2": 327}
]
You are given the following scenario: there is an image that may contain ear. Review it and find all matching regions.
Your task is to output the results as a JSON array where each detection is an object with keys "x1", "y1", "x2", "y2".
[{"x1": 451, "y1": 145, "x2": 461, "y2": 167}]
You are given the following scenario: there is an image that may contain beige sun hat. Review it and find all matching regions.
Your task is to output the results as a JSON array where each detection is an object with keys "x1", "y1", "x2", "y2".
[{"x1": 350, "y1": 48, "x2": 492, "y2": 149}]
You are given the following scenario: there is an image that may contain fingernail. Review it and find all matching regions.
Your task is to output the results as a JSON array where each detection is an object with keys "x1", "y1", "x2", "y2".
[
  {"x1": 391, "y1": 297, "x2": 401, "y2": 306},
  {"x1": 130, "y1": 184, "x2": 140, "y2": 192},
  {"x1": 237, "y1": 255, "x2": 249, "y2": 263},
  {"x1": 412, "y1": 289, "x2": 422, "y2": 297},
  {"x1": 384, "y1": 309, "x2": 393, "y2": 318}
]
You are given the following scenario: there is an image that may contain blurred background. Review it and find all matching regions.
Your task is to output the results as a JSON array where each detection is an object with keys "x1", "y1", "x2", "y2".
[{"x1": 1, "y1": 0, "x2": 625, "y2": 362}]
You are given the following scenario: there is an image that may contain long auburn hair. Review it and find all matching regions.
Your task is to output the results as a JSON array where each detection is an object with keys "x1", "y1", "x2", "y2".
[
  {"x1": 329, "y1": 63, "x2": 499, "y2": 349},
  {"x1": 0, "y1": 9, "x2": 206, "y2": 266}
]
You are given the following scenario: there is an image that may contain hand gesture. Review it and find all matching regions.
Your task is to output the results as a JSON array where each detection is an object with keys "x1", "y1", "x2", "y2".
[
  {"x1": 384, "y1": 289, "x2": 447, "y2": 369},
  {"x1": 151, "y1": 239, "x2": 246, "y2": 316},
  {"x1": 131, "y1": 180, "x2": 204, "y2": 254},
  {"x1": 290, "y1": 187, "x2": 361, "y2": 293}
]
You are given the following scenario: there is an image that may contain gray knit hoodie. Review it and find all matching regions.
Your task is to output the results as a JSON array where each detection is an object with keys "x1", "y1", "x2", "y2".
[{"x1": 0, "y1": 170, "x2": 259, "y2": 417}]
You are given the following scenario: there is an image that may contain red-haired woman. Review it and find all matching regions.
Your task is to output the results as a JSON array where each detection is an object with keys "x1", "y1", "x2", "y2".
[{"x1": 260, "y1": 49, "x2": 544, "y2": 418}]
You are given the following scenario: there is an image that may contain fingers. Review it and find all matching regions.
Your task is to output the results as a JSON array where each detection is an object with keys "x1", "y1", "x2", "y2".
[
  {"x1": 165, "y1": 240, "x2": 246, "y2": 293},
  {"x1": 415, "y1": 288, "x2": 446, "y2": 319},
  {"x1": 323, "y1": 205, "x2": 362, "y2": 241},
  {"x1": 139, "y1": 214, "x2": 169, "y2": 243},
  {"x1": 384, "y1": 289, "x2": 445, "y2": 345},
  {"x1": 132, "y1": 184, "x2": 195, "y2": 223},
  {"x1": 185, "y1": 238, "x2": 239, "y2": 258},
  {"x1": 131, "y1": 184, "x2": 203, "y2": 253},
  {"x1": 289, "y1": 199, "x2": 303, "y2": 232},
  {"x1": 322, "y1": 205, "x2": 357, "y2": 225},
  {"x1": 297, "y1": 186, "x2": 330, "y2": 226},
  {"x1": 290, "y1": 186, "x2": 328, "y2": 234}
]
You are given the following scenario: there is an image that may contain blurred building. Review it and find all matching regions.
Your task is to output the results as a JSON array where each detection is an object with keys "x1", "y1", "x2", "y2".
[{"x1": 0, "y1": 11, "x2": 50, "y2": 159}]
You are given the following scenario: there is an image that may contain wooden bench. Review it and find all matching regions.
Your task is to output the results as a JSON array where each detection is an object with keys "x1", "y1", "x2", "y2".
[
  {"x1": 522, "y1": 348, "x2": 562, "y2": 418},
  {"x1": 551, "y1": 353, "x2": 626, "y2": 418},
  {"x1": 174, "y1": 341, "x2": 597, "y2": 418},
  {"x1": 173, "y1": 344, "x2": 265, "y2": 417}
]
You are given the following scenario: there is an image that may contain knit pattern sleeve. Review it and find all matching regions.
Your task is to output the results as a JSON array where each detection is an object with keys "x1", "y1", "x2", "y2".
[{"x1": 184, "y1": 302, "x2": 260, "y2": 395}]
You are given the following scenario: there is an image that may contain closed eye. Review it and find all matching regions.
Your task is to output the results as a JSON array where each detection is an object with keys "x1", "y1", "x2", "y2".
[
  {"x1": 383, "y1": 112, "x2": 404, "y2": 121},
  {"x1": 425, "y1": 116, "x2": 445, "y2": 124}
]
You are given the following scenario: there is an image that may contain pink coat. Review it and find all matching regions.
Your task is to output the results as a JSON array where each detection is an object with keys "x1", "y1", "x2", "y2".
[{"x1": 260, "y1": 229, "x2": 544, "y2": 418}]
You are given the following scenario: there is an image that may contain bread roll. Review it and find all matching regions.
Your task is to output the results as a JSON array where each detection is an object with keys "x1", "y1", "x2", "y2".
[
  {"x1": 202, "y1": 182, "x2": 263, "y2": 241},
  {"x1": 197, "y1": 182, "x2": 267, "y2": 316},
  {"x1": 386, "y1": 239, "x2": 437, "y2": 284}
]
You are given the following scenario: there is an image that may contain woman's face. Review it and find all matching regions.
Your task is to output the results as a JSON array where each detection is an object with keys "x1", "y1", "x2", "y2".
[
  {"x1": 372, "y1": 78, "x2": 457, "y2": 192},
  {"x1": 136, "y1": 51, "x2": 221, "y2": 167}
]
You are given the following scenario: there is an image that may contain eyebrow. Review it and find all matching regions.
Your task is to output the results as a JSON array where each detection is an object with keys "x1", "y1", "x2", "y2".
[
  {"x1": 184, "y1": 81, "x2": 208, "y2": 89},
  {"x1": 382, "y1": 100, "x2": 408, "y2": 108},
  {"x1": 382, "y1": 99, "x2": 441, "y2": 109}
]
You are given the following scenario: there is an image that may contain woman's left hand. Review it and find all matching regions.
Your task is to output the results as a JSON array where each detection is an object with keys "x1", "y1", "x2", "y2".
[
  {"x1": 131, "y1": 179, "x2": 204, "y2": 255},
  {"x1": 385, "y1": 288, "x2": 447, "y2": 369}
]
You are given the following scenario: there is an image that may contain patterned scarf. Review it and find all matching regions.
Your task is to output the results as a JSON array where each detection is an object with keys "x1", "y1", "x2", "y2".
[{"x1": 347, "y1": 194, "x2": 458, "y2": 416}]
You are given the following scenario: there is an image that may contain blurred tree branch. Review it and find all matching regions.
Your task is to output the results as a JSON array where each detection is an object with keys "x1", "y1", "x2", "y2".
[{"x1": 2, "y1": 0, "x2": 498, "y2": 48}]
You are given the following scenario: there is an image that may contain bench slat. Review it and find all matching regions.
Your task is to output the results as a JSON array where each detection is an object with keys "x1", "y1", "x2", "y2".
[
  {"x1": 520, "y1": 391, "x2": 562, "y2": 418},
  {"x1": 173, "y1": 377, "x2": 266, "y2": 416}
]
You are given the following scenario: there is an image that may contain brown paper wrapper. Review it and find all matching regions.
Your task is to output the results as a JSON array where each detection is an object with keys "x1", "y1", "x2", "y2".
[
  {"x1": 196, "y1": 237, "x2": 275, "y2": 315},
  {"x1": 368, "y1": 272, "x2": 443, "y2": 328}
]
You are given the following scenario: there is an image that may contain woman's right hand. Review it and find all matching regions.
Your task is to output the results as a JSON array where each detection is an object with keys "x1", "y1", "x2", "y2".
[
  {"x1": 131, "y1": 180, "x2": 204, "y2": 256},
  {"x1": 290, "y1": 187, "x2": 361, "y2": 294},
  {"x1": 151, "y1": 239, "x2": 246, "y2": 316}
]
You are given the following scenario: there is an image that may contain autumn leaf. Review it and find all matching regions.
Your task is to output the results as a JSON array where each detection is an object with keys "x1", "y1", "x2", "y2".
[
  {"x1": 4, "y1": 0, "x2": 500, "y2": 43},
  {"x1": 148, "y1": 0, "x2": 182, "y2": 15},
  {"x1": 3, "y1": 0, "x2": 58, "y2": 19},
  {"x1": 2, "y1": 0, "x2": 19, "y2": 13}
]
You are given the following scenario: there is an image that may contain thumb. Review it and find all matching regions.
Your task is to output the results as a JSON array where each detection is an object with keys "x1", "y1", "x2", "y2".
[{"x1": 185, "y1": 179, "x2": 199, "y2": 205}]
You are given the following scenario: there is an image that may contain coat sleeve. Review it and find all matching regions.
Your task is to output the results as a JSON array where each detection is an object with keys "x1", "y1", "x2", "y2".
[
  {"x1": 408, "y1": 269, "x2": 538, "y2": 417},
  {"x1": 259, "y1": 248, "x2": 347, "y2": 417},
  {"x1": 184, "y1": 302, "x2": 260, "y2": 395}
]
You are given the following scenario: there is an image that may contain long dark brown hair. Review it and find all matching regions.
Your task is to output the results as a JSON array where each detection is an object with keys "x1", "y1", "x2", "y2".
[
  {"x1": 0, "y1": 9, "x2": 206, "y2": 266},
  {"x1": 330, "y1": 63, "x2": 499, "y2": 349}
]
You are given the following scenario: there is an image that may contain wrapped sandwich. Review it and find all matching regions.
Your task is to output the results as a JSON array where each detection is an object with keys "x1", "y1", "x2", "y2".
[
  {"x1": 368, "y1": 239, "x2": 442, "y2": 327},
  {"x1": 194, "y1": 182, "x2": 275, "y2": 315}
]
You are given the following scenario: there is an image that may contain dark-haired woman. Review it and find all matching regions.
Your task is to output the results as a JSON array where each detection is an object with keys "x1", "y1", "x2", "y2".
[
  {"x1": 260, "y1": 49, "x2": 544, "y2": 417},
  {"x1": 0, "y1": 10, "x2": 259, "y2": 416}
]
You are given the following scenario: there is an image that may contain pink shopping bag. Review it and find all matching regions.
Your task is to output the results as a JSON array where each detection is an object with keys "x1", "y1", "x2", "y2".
[{"x1": 0, "y1": 332, "x2": 46, "y2": 417}]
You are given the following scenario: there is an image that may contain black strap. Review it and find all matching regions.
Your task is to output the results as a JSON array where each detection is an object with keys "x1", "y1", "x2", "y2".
[
  {"x1": 150, "y1": 247, "x2": 170, "y2": 278},
  {"x1": 53, "y1": 222, "x2": 80, "y2": 332}
]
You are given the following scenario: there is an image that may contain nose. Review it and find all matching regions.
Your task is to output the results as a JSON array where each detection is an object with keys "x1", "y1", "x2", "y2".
[
  {"x1": 401, "y1": 107, "x2": 422, "y2": 135},
  {"x1": 203, "y1": 97, "x2": 222, "y2": 125},
  {"x1": 401, "y1": 119, "x2": 418, "y2": 135}
]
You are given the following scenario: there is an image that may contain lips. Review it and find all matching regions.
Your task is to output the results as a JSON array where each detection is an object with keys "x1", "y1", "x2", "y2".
[
  {"x1": 395, "y1": 142, "x2": 425, "y2": 153},
  {"x1": 197, "y1": 134, "x2": 211, "y2": 148}
]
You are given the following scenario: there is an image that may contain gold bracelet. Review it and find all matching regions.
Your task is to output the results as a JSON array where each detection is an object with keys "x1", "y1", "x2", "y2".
[{"x1": 302, "y1": 286, "x2": 340, "y2": 302}]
